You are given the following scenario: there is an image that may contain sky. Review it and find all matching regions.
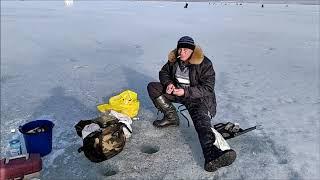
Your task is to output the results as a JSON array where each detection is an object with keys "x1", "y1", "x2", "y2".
[{"x1": 1, "y1": 1, "x2": 319, "y2": 179}]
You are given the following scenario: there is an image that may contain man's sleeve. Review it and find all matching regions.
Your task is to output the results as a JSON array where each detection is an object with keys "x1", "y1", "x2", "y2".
[{"x1": 159, "y1": 62, "x2": 174, "y2": 87}]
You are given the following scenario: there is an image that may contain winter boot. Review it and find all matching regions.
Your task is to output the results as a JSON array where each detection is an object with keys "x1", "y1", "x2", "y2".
[
  {"x1": 152, "y1": 95, "x2": 179, "y2": 128},
  {"x1": 204, "y1": 147, "x2": 237, "y2": 172},
  {"x1": 203, "y1": 128, "x2": 236, "y2": 172}
]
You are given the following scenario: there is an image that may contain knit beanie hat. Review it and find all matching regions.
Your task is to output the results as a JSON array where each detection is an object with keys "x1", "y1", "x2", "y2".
[{"x1": 177, "y1": 36, "x2": 195, "y2": 50}]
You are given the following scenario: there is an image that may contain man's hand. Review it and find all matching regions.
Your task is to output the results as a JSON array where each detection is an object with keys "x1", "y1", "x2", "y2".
[
  {"x1": 166, "y1": 83, "x2": 176, "y2": 94},
  {"x1": 173, "y1": 88, "x2": 185, "y2": 96}
]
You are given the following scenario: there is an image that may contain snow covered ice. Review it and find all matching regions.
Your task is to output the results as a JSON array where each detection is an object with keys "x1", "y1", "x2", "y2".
[{"x1": 1, "y1": 1, "x2": 319, "y2": 179}]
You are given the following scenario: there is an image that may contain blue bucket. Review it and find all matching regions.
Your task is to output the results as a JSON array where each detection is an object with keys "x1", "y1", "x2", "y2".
[{"x1": 19, "y1": 120, "x2": 54, "y2": 157}]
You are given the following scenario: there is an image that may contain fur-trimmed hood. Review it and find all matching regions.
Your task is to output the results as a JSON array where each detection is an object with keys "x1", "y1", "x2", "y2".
[{"x1": 167, "y1": 45, "x2": 204, "y2": 65}]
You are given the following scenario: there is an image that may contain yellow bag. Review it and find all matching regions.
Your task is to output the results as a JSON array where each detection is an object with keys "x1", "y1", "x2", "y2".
[{"x1": 97, "y1": 90, "x2": 140, "y2": 118}]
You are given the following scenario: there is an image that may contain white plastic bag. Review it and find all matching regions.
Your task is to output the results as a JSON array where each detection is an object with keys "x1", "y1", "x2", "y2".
[
  {"x1": 109, "y1": 110, "x2": 133, "y2": 139},
  {"x1": 211, "y1": 127, "x2": 231, "y2": 151},
  {"x1": 82, "y1": 123, "x2": 100, "y2": 139}
]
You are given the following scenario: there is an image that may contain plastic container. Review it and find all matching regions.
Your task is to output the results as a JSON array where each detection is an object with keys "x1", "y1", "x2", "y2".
[
  {"x1": 0, "y1": 153, "x2": 42, "y2": 180},
  {"x1": 19, "y1": 120, "x2": 54, "y2": 157},
  {"x1": 9, "y1": 129, "x2": 22, "y2": 157}
]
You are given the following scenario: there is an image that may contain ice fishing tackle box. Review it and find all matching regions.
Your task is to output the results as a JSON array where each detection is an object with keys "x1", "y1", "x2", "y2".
[{"x1": 0, "y1": 153, "x2": 42, "y2": 180}]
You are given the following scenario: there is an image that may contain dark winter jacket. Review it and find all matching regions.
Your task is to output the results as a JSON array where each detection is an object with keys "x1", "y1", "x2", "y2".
[{"x1": 159, "y1": 46, "x2": 217, "y2": 116}]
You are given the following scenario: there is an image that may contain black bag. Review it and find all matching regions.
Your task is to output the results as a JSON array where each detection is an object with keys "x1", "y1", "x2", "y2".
[{"x1": 75, "y1": 116, "x2": 130, "y2": 163}]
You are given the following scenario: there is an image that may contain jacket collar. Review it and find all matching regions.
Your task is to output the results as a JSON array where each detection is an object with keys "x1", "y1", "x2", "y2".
[{"x1": 167, "y1": 45, "x2": 204, "y2": 65}]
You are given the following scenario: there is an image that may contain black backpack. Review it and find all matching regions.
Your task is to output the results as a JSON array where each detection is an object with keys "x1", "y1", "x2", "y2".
[{"x1": 75, "y1": 115, "x2": 130, "y2": 163}]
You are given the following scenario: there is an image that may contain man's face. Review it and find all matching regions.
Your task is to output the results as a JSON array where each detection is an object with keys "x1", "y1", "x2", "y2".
[{"x1": 178, "y1": 48, "x2": 193, "y2": 61}]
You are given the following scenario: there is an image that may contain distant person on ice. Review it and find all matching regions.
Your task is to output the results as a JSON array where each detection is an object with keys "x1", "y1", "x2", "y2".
[
  {"x1": 184, "y1": 2, "x2": 188, "y2": 8},
  {"x1": 147, "y1": 36, "x2": 236, "y2": 172}
]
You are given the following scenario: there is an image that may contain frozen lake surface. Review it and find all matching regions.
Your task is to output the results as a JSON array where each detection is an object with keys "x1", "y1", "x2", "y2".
[{"x1": 1, "y1": 1, "x2": 319, "y2": 179}]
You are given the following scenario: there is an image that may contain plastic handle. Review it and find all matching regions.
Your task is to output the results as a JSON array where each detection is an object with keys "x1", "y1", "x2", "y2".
[
  {"x1": 5, "y1": 154, "x2": 29, "y2": 164},
  {"x1": 18, "y1": 125, "x2": 23, "y2": 134}
]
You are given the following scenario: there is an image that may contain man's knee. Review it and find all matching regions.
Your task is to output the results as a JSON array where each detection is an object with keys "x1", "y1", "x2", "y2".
[
  {"x1": 147, "y1": 82, "x2": 160, "y2": 92},
  {"x1": 188, "y1": 105, "x2": 209, "y2": 119},
  {"x1": 210, "y1": 106, "x2": 217, "y2": 119},
  {"x1": 147, "y1": 82, "x2": 163, "y2": 100},
  {"x1": 187, "y1": 104, "x2": 212, "y2": 128},
  {"x1": 187, "y1": 101, "x2": 213, "y2": 120}
]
